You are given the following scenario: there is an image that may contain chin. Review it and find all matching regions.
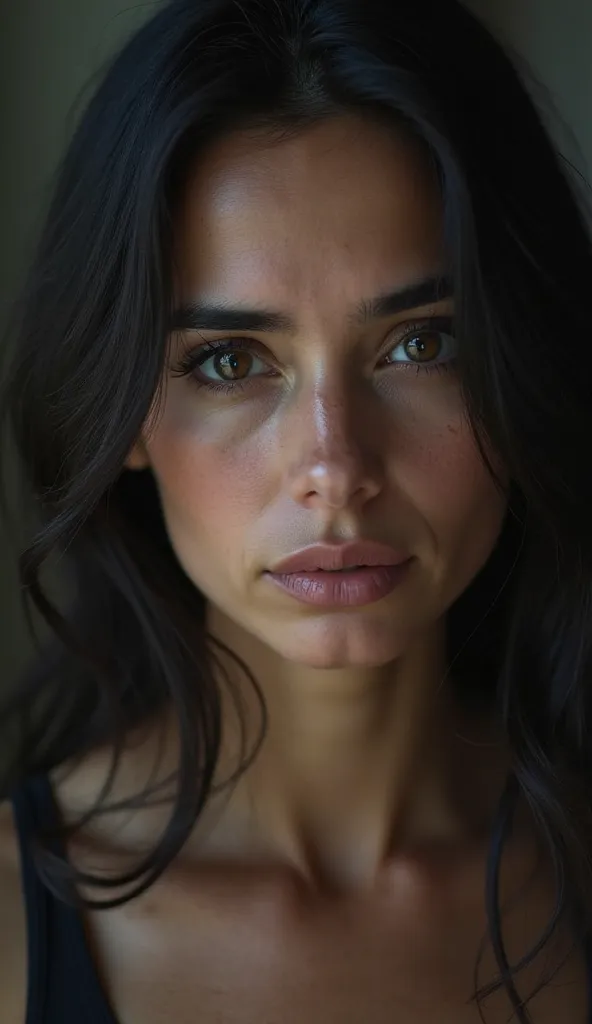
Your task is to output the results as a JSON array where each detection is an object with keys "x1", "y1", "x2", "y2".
[
  {"x1": 269, "y1": 616, "x2": 407, "y2": 670},
  {"x1": 293, "y1": 650, "x2": 398, "y2": 670}
]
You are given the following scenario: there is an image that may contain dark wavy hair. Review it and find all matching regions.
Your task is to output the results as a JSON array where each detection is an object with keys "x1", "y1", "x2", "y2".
[{"x1": 2, "y1": 0, "x2": 592, "y2": 1019}]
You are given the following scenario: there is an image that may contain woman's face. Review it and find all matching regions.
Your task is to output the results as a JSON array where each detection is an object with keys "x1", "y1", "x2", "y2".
[{"x1": 128, "y1": 115, "x2": 507, "y2": 669}]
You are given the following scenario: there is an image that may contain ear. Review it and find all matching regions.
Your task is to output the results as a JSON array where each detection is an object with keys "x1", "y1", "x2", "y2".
[{"x1": 124, "y1": 437, "x2": 151, "y2": 471}]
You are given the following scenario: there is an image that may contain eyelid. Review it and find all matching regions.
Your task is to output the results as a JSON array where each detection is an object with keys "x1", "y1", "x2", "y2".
[
  {"x1": 173, "y1": 335, "x2": 275, "y2": 372},
  {"x1": 381, "y1": 313, "x2": 455, "y2": 350},
  {"x1": 194, "y1": 335, "x2": 269, "y2": 360},
  {"x1": 172, "y1": 311, "x2": 455, "y2": 370}
]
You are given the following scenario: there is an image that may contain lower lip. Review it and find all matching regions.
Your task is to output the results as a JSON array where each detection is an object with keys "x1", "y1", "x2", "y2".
[{"x1": 264, "y1": 561, "x2": 413, "y2": 608}]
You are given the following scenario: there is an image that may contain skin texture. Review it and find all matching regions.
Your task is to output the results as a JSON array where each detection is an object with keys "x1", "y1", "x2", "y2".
[
  {"x1": 1, "y1": 113, "x2": 589, "y2": 1024},
  {"x1": 123, "y1": 113, "x2": 511, "y2": 892},
  {"x1": 130, "y1": 116, "x2": 505, "y2": 673}
]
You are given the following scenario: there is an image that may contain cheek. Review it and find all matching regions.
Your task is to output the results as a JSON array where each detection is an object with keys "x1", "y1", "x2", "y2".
[
  {"x1": 145, "y1": 410, "x2": 270, "y2": 578},
  {"x1": 382, "y1": 378, "x2": 507, "y2": 576},
  {"x1": 406, "y1": 421, "x2": 491, "y2": 505},
  {"x1": 395, "y1": 417, "x2": 507, "y2": 577}
]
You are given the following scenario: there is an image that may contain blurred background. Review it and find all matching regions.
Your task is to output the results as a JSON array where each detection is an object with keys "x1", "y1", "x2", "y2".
[{"x1": 1, "y1": 0, "x2": 591, "y2": 692}]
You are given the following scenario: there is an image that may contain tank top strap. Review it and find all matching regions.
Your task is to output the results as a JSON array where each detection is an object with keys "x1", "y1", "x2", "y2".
[
  {"x1": 11, "y1": 774, "x2": 592, "y2": 1022},
  {"x1": 584, "y1": 930, "x2": 592, "y2": 1024},
  {"x1": 11, "y1": 774, "x2": 117, "y2": 1024}
]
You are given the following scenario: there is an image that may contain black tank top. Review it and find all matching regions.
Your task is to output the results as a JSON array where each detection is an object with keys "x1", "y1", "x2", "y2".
[{"x1": 10, "y1": 773, "x2": 592, "y2": 1022}]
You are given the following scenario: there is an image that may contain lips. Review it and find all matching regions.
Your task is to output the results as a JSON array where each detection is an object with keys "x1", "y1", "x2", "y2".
[{"x1": 269, "y1": 541, "x2": 410, "y2": 575}]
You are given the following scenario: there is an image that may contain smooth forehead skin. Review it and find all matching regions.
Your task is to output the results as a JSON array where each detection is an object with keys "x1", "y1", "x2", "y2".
[
  {"x1": 173, "y1": 116, "x2": 446, "y2": 325},
  {"x1": 131, "y1": 114, "x2": 507, "y2": 670}
]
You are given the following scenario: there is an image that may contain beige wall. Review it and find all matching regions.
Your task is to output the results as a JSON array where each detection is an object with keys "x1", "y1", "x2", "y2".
[{"x1": 1, "y1": 0, "x2": 591, "y2": 686}]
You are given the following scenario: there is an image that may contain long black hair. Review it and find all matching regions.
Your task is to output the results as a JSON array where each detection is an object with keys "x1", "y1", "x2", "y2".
[{"x1": 2, "y1": 0, "x2": 592, "y2": 1019}]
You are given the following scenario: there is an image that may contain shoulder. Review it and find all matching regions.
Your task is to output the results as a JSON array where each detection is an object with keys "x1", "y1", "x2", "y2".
[{"x1": 0, "y1": 799, "x2": 29, "y2": 1024}]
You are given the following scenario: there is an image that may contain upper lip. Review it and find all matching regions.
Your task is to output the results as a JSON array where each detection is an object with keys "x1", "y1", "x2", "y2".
[{"x1": 268, "y1": 542, "x2": 410, "y2": 574}]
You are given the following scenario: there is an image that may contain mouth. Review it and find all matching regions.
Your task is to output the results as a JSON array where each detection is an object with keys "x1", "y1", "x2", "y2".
[
  {"x1": 268, "y1": 540, "x2": 410, "y2": 576},
  {"x1": 320, "y1": 565, "x2": 366, "y2": 572},
  {"x1": 264, "y1": 542, "x2": 413, "y2": 608}
]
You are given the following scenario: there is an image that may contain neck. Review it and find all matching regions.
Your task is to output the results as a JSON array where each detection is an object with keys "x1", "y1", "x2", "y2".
[
  {"x1": 53, "y1": 610, "x2": 515, "y2": 898},
  {"x1": 206, "y1": 605, "x2": 511, "y2": 893}
]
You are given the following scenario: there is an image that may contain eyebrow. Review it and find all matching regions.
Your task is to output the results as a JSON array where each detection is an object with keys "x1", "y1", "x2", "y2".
[{"x1": 169, "y1": 274, "x2": 453, "y2": 334}]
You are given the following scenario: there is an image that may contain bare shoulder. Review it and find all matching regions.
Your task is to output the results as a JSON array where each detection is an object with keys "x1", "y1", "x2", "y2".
[{"x1": 0, "y1": 800, "x2": 29, "y2": 1024}]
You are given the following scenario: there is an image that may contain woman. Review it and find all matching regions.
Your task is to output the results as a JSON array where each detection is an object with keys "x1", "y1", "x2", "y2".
[{"x1": 1, "y1": 0, "x2": 592, "y2": 1020}]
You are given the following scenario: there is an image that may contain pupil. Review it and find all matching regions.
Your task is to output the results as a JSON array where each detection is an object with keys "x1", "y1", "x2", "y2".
[
  {"x1": 216, "y1": 351, "x2": 252, "y2": 380},
  {"x1": 407, "y1": 332, "x2": 440, "y2": 362}
]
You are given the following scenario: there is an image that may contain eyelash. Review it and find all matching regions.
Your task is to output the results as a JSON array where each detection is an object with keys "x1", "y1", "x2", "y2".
[
  {"x1": 171, "y1": 337, "x2": 272, "y2": 396},
  {"x1": 171, "y1": 316, "x2": 457, "y2": 396}
]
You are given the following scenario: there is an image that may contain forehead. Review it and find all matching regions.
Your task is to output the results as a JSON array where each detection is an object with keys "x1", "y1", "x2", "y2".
[{"x1": 173, "y1": 115, "x2": 445, "y2": 310}]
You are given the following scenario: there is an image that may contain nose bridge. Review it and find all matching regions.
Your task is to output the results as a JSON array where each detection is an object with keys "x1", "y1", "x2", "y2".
[
  {"x1": 309, "y1": 374, "x2": 353, "y2": 459},
  {"x1": 282, "y1": 366, "x2": 383, "y2": 512},
  {"x1": 295, "y1": 358, "x2": 368, "y2": 466}
]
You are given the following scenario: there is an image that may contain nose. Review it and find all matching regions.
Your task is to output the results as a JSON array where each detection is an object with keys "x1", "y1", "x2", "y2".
[{"x1": 282, "y1": 381, "x2": 384, "y2": 513}]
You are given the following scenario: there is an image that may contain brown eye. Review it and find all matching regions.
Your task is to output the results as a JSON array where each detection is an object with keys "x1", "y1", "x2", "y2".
[
  {"x1": 215, "y1": 350, "x2": 255, "y2": 380},
  {"x1": 383, "y1": 320, "x2": 458, "y2": 369},
  {"x1": 196, "y1": 346, "x2": 269, "y2": 383},
  {"x1": 404, "y1": 330, "x2": 443, "y2": 363}
]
